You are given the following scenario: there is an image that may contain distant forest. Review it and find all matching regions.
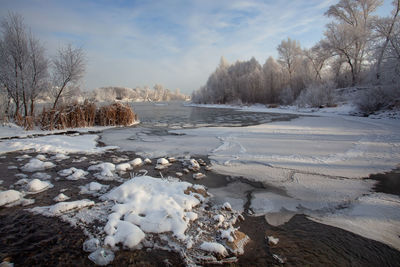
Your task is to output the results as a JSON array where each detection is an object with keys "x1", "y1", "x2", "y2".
[{"x1": 192, "y1": 0, "x2": 400, "y2": 114}]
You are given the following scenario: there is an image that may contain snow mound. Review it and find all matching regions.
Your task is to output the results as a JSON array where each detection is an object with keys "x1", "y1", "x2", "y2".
[
  {"x1": 58, "y1": 167, "x2": 89, "y2": 180},
  {"x1": 26, "y1": 179, "x2": 53, "y2": 193},
  {"x1": 130, "y1": 158, "x2": 143, "y2": 167},
  {"x1": 115, "y1": 163, "x2": 131, "y2": 172},
  {"x1": 104, "y1": 220, "x2": 145, "y2": 249},
  {"x1": 22, "y1": 158, "x2": 55, "y2": 172},
  {"x1": 31, "y1": 199, "x2": 95, "y2": 216},
  {"x1": 0, "y1": 190, "x2": 23, "y2": 207},
  {"x1": 102, "y1": 176, "x2": 200, "y2": 240},
  {"x1": 200, "y1": 242, "x2": 228, "y2": 256},
  {"x1": 32, "y1": 172, "x2": 51, "y2": 180},
  {"x1": 54, "y1": 193, "x2": 70, "y2": 202},
  {"x1": 51, "y1": 153, "x2": 70, "y2": 161},
  {"x1": 88, "y1": 162, "x2": 118, "y2": 180},
  {"x1": 79, "y1": 182, "x2": 109, "y2": 196}
]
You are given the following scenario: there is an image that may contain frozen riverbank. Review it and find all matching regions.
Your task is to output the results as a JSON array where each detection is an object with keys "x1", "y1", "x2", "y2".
[{"x1": 101, "y1": 103, "x2": 400, "y2": 251}]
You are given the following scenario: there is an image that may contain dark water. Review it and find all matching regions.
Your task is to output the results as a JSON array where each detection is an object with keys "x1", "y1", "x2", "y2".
[
  {"x1": 369, "y1": 168, "x2": 400, "y2": 196},
  {"x1": 130, "y1": 102, "x2": 298, "y2": 128}
]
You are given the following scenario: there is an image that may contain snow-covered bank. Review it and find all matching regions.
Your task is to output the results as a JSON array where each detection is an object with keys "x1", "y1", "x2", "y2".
[
  {"x1": 101, "y1": 105, "x2": 400, "y2": 250},
  {"x1": 0, "y1": 134, "x2": 117, "y2": 155},
  {"x1": 0, "y1": 123, "x2": 119, "y2": 139}
]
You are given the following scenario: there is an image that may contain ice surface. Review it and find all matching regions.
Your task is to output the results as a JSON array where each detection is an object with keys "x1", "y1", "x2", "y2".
[
  {"x1": 51, "y1": 153, "x2": 70, "y2": 161},
  {"x1": 22, "y1": 158, "x2": 55, "y2": 172},
  {"x1": 32, "y1": 172, "x2": 51, "y2": 180},
  {"x1": 88, "y1": 248, "x2": 115, "y2": 266},
  {"x1": 208, "y1": 182, "x2": 253, "y2": 213},
  {"x1": 310, "y1": 193, "x2": 400, "y2": 251},
  {"x1": 0, "y1": 190, "x2": 22, "y2": 206}
]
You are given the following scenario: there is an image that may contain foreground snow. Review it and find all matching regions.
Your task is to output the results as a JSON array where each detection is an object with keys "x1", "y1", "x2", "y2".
[{"x1": 27, "y1": 175, "x2": 246, "y2": 265}]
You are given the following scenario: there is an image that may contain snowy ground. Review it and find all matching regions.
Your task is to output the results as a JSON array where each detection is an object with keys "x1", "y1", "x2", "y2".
[{"x1": 101, "y1": 104, "x2": 400, "y2": 251}]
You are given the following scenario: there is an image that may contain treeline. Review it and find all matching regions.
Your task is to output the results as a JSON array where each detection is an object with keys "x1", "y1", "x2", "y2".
[
  {"x1": 192, "y1": 0, "x2": 400, "y2": 113},
  {"x1": 90, "y1": 84, "x2": 188, "y2": 102}
]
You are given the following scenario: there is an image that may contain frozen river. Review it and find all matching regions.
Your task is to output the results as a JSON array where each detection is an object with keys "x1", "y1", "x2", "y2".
[{"x1": 101, "y1": 101, "x2": 400, "y2": 253}]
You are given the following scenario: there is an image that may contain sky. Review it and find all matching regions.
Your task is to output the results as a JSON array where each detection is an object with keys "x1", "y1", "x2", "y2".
[{"x1": 0, "y1": 0, "x2": 394, "y2": 94}]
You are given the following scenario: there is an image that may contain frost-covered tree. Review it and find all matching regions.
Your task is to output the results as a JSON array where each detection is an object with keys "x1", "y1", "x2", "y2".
[
  {"x1": 324, "y1": 0, "x2": 383, "y2": 86},
  {"x1": 277, "y1": 38, "x2": 303, "y2": 89},
  {"x1": 51, "y1": 44, "x2": 85, "y2": 109}
]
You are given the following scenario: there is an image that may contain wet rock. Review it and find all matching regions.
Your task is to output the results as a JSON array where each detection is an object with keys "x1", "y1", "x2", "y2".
[
  {"x1": 183, "y1": 168, "x2": 190, "y2": 174},
  {"x1": 205, "y1": 165, "x2": 212, "y2": 171},
  {"x1": 267, "y1": 235, "x2": 279, "y2": 246},
  {"x1": 188, "y1": 159, "x2": 200, "y2": 172},
  {"x1": 167, "y1": 157, "x2": 177, "y2": 163},
  {"x1": 175, "y1": 172, "x2": 183, "y2": 178}
]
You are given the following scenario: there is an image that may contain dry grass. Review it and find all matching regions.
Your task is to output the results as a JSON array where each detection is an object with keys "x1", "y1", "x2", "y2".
[
  {"x1": 95, "y1": 102, "x2": 137, "y2": 126},
  {"x1": 39, "y1": 101, "x2": 135, "y2": 130}
]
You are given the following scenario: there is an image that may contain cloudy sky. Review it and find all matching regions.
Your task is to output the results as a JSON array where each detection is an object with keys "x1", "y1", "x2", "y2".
[{"x1": 0, "y1": 0, "x2": 393, "y2": 93}]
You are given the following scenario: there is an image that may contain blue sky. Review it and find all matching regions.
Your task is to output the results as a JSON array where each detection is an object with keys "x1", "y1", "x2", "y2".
[{"x1": 0, "y1": 0, "x2": 394, "y2": 93}]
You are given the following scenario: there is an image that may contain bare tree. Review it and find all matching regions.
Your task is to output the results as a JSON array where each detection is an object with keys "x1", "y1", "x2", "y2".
[
  {"x1": 304, "y1": 41, "x2": 332, "y2": 82},
  {"x1": 52, "y1": 44, "x2": 85, "y2": 109}
]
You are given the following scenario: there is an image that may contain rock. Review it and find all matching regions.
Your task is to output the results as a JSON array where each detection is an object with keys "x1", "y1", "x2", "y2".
[
  {"x1": 267, "y1": 235, "x2": 279, "y2": 246},
  {"x1": 130, "y1": 158, "x2": 143, "y2": 167},
  {"x1": 175, "y1": 172, "x2": 183, "y2": 178},
  {"x1": 273, "y1": 254, "x2": 286, "y2": 264},
  {"x1": 198, "y1": 158, "x2": 207, "y2": 166},
  {"x1": 205, "y1": 165, "x2": 212, "y2": 171},
  {"x1": 183, "y1": 168, "x2": 190, "y2": 174},
  {"x1": 225, "y1": 230, "x2": 250, "y2": 255},
  {"x1": 167, "y1": 157, "x2": 177, "y2": 163},
  {"x1": 193, "y1": 173, "x2": 206, "y2": 180},
  {"x1": 188, "y1": 159, "x2": 200, "y2": 172},
  {"x1": 144, "y1": 158, "x2": 152, "y2": 164}
]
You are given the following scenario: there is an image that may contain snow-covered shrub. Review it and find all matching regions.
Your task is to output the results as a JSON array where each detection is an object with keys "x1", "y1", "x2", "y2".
[
  {"x1": 279, "y1": 87, "x2": 295, "y2": 105},
  {"x1": 295, "y1": 82, "x2": 335, "y2": 108},
  {"x1": 355, "y1": 85, "x2": 400, "y2": 115}
]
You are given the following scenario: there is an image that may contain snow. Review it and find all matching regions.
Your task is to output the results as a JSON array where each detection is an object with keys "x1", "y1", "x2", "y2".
[
  {"x1": 88, "y1": 162, "x2": 117, "y2": 180},
  {"x1": 51, "y1": 153, "x2": 70, "y2": 161},
  {"x1": 79, "y1": 182, "x2": 109, "y2": 195},
  {"x1": 58, "y1": 167, "x2": 88, "y2": 180},
  {"x1": 26, "y1": 179, "x2": 53, "y2": 193},
  {"x1": 267, "y1": 236, "x2": 279, "y2": 246},
  {"x1": 157, "y1": 158, "x2": 169, "y2": 165},
  {"x1": 115, "y1": 162, "x2": 131, "y2": 172},
  {"x1": 0, "y1": 123, "x2": 116, "y2": 139},
  {"x1": 88, "y1": 248, "x2": 115, "y2": 266},
  {"x1": 200, "y1": 242, "x2": 228, "y2": 256},
  {"x1": 54, "y1": 193, "x2": 70, "y2": 202},
  {"x1": 130, "y1": 158, "x2": 143, "y2": 167},
  {"x1": 31, "y1": 199, "x2": 95, "y2": 216},
  {"x1": 208, "y1": 182, "x2": 253, "y2": 213},
  {"x1": 21, "y1": 158, "x2": 55, "y2": 172},
  {"x1": 104, "y1": 220, "x2": 145, "y2": 249},
  {"x1": 0, "y1": 190, "x2": 23, "y2": 207},
  {"x1": 101, "y1": 176, "x2": 201, "y2": 240},
  {"x1": 0, "y1": 134, "x2": 118, "y2": 155}
]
